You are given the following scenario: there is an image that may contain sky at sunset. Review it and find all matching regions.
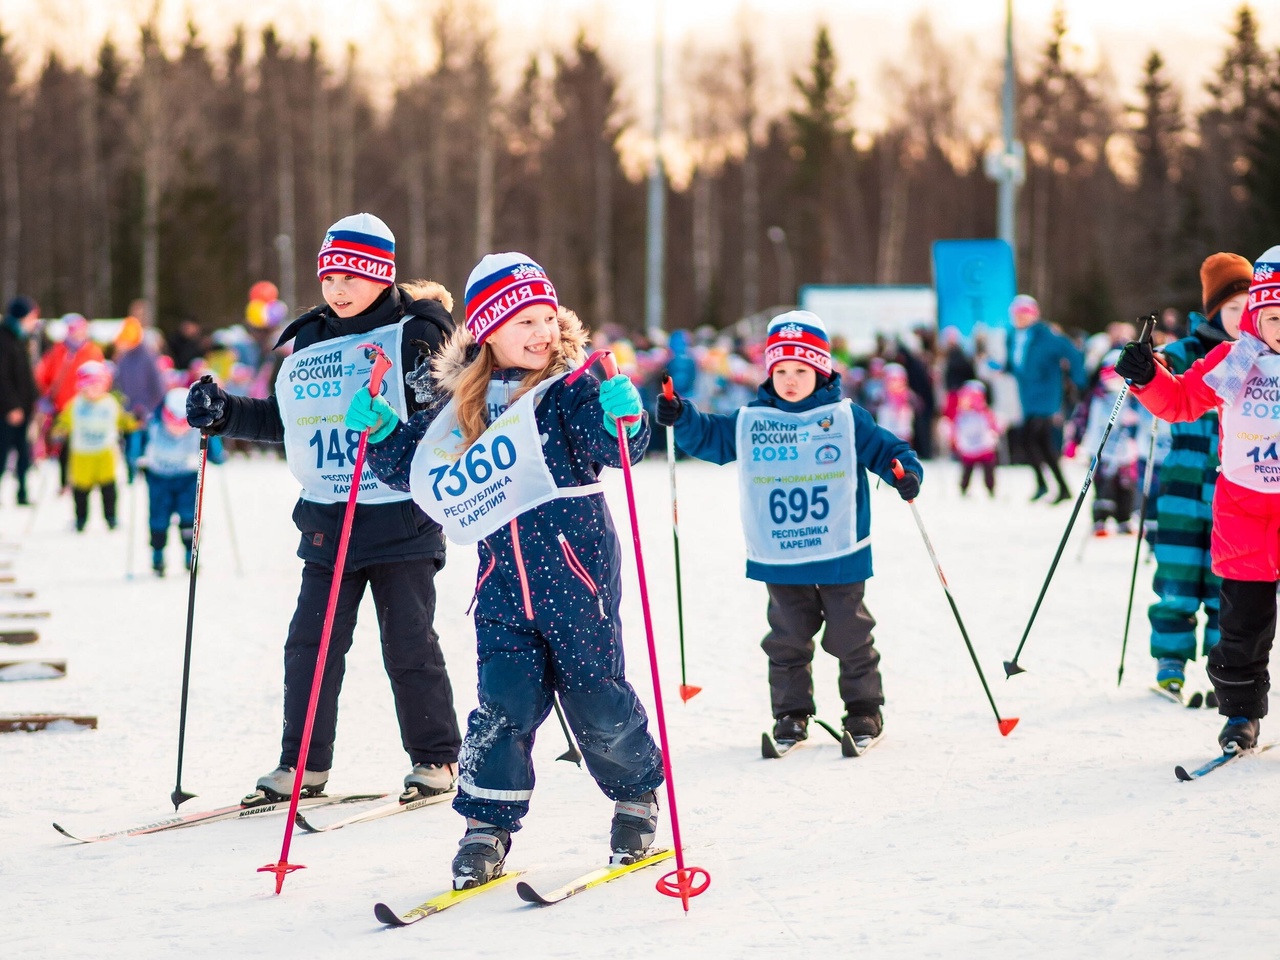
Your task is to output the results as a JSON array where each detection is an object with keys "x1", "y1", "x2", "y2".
[{"x1": 6, "y1": 0, "x2": 1278, "y2": 148}]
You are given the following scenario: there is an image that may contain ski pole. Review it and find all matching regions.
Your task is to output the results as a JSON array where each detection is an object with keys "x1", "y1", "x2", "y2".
[
  {"x1": 1117, "y1": 418, "x2": 1160, "y2": 687},
  {"x1": 1005, "y1": 315, "x2": 1154, "y2": 678},
  {"x1": 891, "y1": 460, "x2": 1018, "y2": 736},
  {"x1": 661, "y1": 376, "x2": 700, "y2": 702},
  {"x1": 571, "y1": 350, "x2": 710, "y2": 911},
  {"x1": 552, "y1": 694, "x2": 583, "y2": 766},
  {"x1": 171, "y1": 391, "x2": 213, "y2": 810},
  {"x1": 259, "y1": 344, "x2": 393, "y2": 895}
]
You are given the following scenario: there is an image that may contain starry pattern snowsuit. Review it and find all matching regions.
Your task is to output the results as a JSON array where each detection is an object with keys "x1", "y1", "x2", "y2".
[{"x1": 366, "y1": 321, "x2": 664, "y2": 832}]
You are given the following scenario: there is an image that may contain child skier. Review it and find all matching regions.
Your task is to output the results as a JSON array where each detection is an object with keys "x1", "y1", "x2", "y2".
[
  {"x1": 138, "y1": 388, "x2": 225, "y2": 576},
  {"x1": 1070, "y1": 349, "x2": 1143, "y2": 535},
  {"x1": 875, "y1": 362, "x2": 916, "y2": 443},
  {"x1": 949, "y1": 380, "x2": 1000, "y2": 497},
  {"x1": 1116, "y1": 246, "x2": 1280, "y2": 751},
  {"x1": 185, "y1": 213, "x2": 462, "y2": 805},
  {"x1": 52, "y1": 361, "x2": 136, "y2": 531},
  {"x1": 348, "y1": 251, "x2": 665, "y2": 889},
  {"x1": 1146, "y1": 253, "x2": 1250, "y2": 696},
  {"x1": 656, "y1": 311, "x2": 923, "y2": 748}
]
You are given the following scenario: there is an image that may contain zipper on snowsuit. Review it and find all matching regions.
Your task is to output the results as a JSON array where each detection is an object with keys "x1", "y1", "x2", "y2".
[
  {"x1": 557, "y1": 532, "x2": 606, "y2": 619},
  {"x1": 509, "y1": 518, "x2": 535, "y2": 621},
  {"x1": 467, "y1": 542, "x2": 498, "y2": 615}
]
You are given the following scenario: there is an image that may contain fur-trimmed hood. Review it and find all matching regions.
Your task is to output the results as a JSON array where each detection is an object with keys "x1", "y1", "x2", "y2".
[
  {"x1": 429, "y1": 306, "x2": 589, "y2": 398},
  {"x1": 400, "y1": 279, "x2": 453, "y2": 313}
]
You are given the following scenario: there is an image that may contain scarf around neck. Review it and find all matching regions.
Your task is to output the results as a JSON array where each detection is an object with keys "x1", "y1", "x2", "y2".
[{"x1": 1202, "y1": 331, "x2": 1271, "y2": 404}]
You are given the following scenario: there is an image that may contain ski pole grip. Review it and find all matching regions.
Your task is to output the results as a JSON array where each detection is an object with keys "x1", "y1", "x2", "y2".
[
  {"x1": 360, "y1": 343, "x2": 393, "y2": 398},
  {"x1": 662, "y1": 375, "x2": 674, "y2": 401},
  {"x1": 600, "y1": 352, "x2": 619, "y2": 379},
  {"x1": 891, "y1": 458, "x2": 905, "y2": 481}
]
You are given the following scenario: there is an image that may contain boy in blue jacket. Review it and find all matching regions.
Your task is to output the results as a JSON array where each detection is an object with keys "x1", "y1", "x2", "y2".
[{"x1": 657, "y1": 311, "x2": 923, "y2": 747}]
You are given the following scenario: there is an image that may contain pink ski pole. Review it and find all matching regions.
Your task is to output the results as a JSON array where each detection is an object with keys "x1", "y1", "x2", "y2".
[
  {"x1": 259, "y1": 343, "x2": 393, "y2": 894},
  {"x1": 572, "y1": 350, "x2": 710, "y2": 911}
]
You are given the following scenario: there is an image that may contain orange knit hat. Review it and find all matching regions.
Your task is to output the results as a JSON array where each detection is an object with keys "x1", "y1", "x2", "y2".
[{"x1": 1200, "y1": 252, "x2": 1253, "y2": 318}]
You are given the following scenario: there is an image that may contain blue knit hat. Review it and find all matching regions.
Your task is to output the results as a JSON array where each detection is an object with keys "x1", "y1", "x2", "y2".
[{"x1": 317, "y1": 213, "x2": 396, "y2": 286}]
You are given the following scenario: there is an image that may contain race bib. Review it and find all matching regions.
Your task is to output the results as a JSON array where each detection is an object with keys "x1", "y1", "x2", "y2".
[
  {"x1": 275, "y1": 322, "x2": 411, "y2": 504},
  {"x1": 409, "y1": 372, "x2": 601, "y2": 544},
  {"x1": 735, "y1": 400, "x2": 866, "y2": 565},
  {"x1": 1220, "y1": 354, "x2": 1280, "y2": 492},
  {"x1": 71, "y1": 396, "x2": 119, "y2": 454},
  {"x1": 953, "y1": 410, "x2": 997, "y2": 457}
]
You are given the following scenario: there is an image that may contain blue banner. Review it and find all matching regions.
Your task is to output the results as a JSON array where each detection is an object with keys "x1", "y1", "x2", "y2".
[{"x1": 931, "y1": 239, "x2": 1016, "y2": 343}]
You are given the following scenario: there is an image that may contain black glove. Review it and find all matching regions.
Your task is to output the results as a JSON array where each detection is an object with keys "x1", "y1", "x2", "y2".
[
  {"x1": 1114, "y1": 340, "x2": 1156, "y2": 386},
  {"x1": 893, "y1": 469, "x2": 921, "y2": 501},
  {"x1": 656, "y1": 387, "x2": 683, "y2": 427},
  {"x1": 186, "y1": 376, "x2": 229, "y2": 432}
]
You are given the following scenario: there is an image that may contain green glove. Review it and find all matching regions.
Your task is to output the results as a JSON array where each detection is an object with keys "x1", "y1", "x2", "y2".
[
  {"x1": 599, "y1": 374, "x2": 643, "y2": 438},
  {"x1": 346, "y1": 387, "x2": 399, "y2": 444}
]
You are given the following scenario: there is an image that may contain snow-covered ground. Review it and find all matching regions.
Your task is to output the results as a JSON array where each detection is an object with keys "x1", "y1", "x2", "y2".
[{"x1": 1, "y1": 452, "x2": 1277, "y2": 959}]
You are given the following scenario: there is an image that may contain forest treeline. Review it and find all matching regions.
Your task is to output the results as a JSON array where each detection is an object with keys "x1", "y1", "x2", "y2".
[{"x1": 4, "y1": 3, "x2": 1280, "y2": 335}]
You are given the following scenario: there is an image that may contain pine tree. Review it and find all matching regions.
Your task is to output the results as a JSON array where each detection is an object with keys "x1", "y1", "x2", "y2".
[{"x1": 1129, "y1": 50, "x2": 1186, "y2": 306}]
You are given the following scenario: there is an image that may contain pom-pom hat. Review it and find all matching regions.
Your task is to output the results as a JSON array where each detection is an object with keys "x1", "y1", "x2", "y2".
[
  {"x1": 317, "y1": 213, "x2": 396, "y2": 286},
  {"x1": 1242, "y1": 246, "x2": 1280, "y2": 340},
  {"x1": 465, "y1": 252, "x2": 559, "y2": 344},
  {"x1": 764, "y1": 310, "x2": 832, "y2": 376}
]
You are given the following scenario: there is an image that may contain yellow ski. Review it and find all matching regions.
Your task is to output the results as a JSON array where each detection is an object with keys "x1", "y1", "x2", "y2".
[
  {"x1": 516, "y1": 849, "x2": 674, "y2": 905},
  {"x1": 374, "y1": 871, "x2": 523, "y2": 927}
]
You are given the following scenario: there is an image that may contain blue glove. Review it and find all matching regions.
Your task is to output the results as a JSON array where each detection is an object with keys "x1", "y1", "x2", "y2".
[
  {"x1": 346, "y1": 387, "x2": 399, "y2": 444},
  {"x1": 599, "y1": 374, "x2": 643, "y2": 438}
]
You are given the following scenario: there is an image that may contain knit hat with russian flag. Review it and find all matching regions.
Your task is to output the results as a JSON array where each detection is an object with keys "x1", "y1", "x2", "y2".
[
  {"x1": 764, "y1": 310, "x2": 833, "y2": 377},
  {"x1": 317, "y1": 213, "x2": 396, "y2": 286},
  {"x1": 464, "y1": 252, "x2": 559, "y2": 345},
  {"x1": 1241, "y1": 245, "x2": 1280, "y2": 339}
]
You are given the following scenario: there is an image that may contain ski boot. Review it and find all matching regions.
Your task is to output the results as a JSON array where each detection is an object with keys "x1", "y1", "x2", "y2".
[
  {"x1": 610, "y1": 791, "x2": 659, "y2": 865},
  {"x1": 1156, "y1": 658, "x2": 1185, "y2": 696},
  {"x1": 400, "y1": 762, "x2": 457, "y2": 802},
  {"x1": 1218, "y1": 717, "x2": 1259, "y2": 753},
  {"x1": 772, "y1": 714, "x2": 809, "y2": 744},
  {"x1": 242, "y1": 765, "x2": 329, "y2": 806},
  {"x1": 452, "y1": 820, "x2": 511, "y2": 890},
  {"x1": 843, "y1": 711, "x2": 883, "y2": 741},
  {"x1": 151, "y1": 548, "x2": 166, "y2": 578}
]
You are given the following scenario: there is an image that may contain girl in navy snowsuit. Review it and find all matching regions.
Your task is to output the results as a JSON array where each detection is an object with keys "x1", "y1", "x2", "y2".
[{"x1": 352, "y1": 252, "x2": 664, "y2": 889}]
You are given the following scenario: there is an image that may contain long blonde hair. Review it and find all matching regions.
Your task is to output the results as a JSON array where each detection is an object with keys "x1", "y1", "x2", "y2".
[{"x1": 453, "y1": 341, "x2": 562, "y2": 447}]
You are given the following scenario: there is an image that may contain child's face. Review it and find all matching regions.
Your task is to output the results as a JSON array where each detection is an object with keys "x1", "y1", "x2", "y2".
[
  {"x1": 1257, "y1": 306, "x2": 1280, "y2": 352},
  {"x1": 487, "y1": 304, "x2": 559, "y2": 370},
  {"x1": 771, "y1": 361, "x2": 817, "y2": 402},
  {"x1": 322, "y1": 273, "x2": 384, "y2": 318},
  {"x1": 1220, "y1": 292, "x2": 1248, "y2": 339},
  {"x1": 81, "y1": 379, "x2": 108, "y2": 401}
]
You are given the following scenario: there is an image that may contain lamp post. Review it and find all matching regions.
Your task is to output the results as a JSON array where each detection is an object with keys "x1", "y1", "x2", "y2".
[
  {"x1": 644, "y1": 0, "x2": 667, "y2": 342},
  {"x1": 766, "y1": 226, "x2": 794, "y2": 308}
]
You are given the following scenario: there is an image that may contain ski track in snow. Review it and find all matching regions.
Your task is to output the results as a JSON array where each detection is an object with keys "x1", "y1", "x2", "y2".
[{"x1": 1, "y1": 454, "x2": 1277, "y2": 959}]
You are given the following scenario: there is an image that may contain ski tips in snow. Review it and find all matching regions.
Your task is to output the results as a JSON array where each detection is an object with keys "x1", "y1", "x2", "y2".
[
  {"x1": 998, "y1": 718, "x2": 1019, "y2": 736},
  {"x1": 1003, "y1": 659, "x2": 1026, "y2": 678},
  {"x1": 678, "y1": 684, "x2": 702, "y2": 702}
]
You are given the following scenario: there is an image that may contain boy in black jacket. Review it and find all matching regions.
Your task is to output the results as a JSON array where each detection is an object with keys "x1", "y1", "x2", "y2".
[
  {"x1": 187, "y1": 213, "x2": 462, "y2": 804},
  {"x1": 0, "y1": 296, "x2": 39, "y2": 505}
]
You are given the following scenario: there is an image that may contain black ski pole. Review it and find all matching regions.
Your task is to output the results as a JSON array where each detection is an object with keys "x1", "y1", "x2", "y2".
[
  {"x1": 1117, "y1": 418, "x2": 1160, "y2": 686},
  {"x1": 552, "y1": 694, "x2": 583, "y2": 766},
  {"x1": 892, "y1": 460, "x2": 1019, "y2": 735},
  {"x1": 661, "y1": 376, "x2": 700, "y2": 702},
  {"x1": 171, "y1": 423, "x2": 211, "y2": 809},
  {"x1": 1005, "y1": 315, "x2": 1155, "y2": 678}
]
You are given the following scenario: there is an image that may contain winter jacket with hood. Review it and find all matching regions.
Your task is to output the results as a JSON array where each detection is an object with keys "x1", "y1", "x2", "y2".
[
  {"x1": 365, "y1": 307, "x2": 649, "y2": 626},
  {"x1": 0, "y1": 317, "x2": 36, "y2": 419},
  {"x1": 210, "y1": 281, "x2": 456, "y2": 570}
]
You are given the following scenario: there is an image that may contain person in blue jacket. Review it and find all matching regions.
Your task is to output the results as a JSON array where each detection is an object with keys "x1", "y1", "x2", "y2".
[
  {"x1": 657, "y1": 311, "x2": 923, "y2": 748},
  {"x1": 1006, "y1": 294, "x2": 1086, "y2": 502},
  {"x1": 138, "y1": 387, "x2": 226, "y2": 576},
  {"x1": 347, "y1": 252, "x2": 664, "y2": 889}
]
